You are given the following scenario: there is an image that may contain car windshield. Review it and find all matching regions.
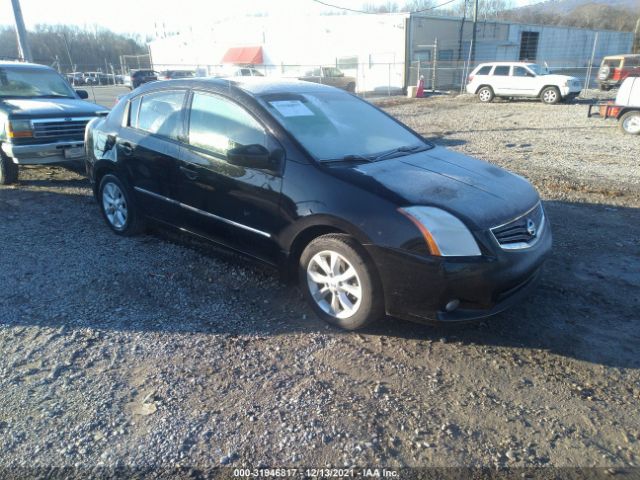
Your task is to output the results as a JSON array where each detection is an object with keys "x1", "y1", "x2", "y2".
[
  {"x1": 259, "y1": 91, "x2": 430, "y2": 162},
  {"x1": 0, "y1": 67, "x2": 76, "y2": 98}
]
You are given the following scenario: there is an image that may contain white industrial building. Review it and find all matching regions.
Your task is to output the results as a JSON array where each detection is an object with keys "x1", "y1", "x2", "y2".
[{"x1": 148, "y1": 12, "x2": 635, "y2": 92}]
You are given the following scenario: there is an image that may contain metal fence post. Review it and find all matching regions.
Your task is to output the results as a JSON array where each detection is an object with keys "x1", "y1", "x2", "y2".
[
  {"x1": 432, "y1": 38, "x2": 438, "y2": 92},
  {"x1": 586, "y1": 32, "x2": 599, "y2": 92}
]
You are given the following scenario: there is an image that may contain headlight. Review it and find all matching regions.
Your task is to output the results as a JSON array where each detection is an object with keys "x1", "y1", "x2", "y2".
[
  {"x1": 7, "y1": 119, "x2": 33, "y2": 139},
  {"x1": 399, "y1": 206, "x2": 481, "y2": 257}
]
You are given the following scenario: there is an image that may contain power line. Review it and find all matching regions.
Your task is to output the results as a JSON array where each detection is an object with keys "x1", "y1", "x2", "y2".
[{"x1": 309, "y1": 0, "x2": 461, "y2": 15}]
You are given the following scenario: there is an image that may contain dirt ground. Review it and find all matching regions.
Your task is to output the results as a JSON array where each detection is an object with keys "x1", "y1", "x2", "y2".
[{"x1": 0, "y1": 92, "x2": 638, "y2": 477}]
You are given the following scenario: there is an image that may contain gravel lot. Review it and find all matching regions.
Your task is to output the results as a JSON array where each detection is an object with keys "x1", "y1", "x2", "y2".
[{"x1": 1, "y1": 91, "x2": 639, "y2": 477}]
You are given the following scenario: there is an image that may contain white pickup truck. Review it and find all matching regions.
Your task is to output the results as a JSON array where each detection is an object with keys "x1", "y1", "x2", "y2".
[{"x1": 588, "y1": 76, "x2": 640, "y2": 135}]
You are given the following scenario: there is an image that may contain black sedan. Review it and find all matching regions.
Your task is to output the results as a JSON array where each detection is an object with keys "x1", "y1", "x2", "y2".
[{"x1": 85, "y1": 78, "x2": 552, "y2": 330}]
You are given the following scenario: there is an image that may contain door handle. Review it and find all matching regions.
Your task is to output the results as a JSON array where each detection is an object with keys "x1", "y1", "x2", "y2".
[
  {"x1": 120, "y1": 142, "x2": 133, "y2": 156},
  {"x1": 180, "y1": 166, "x2": 198, "y2": 180}
]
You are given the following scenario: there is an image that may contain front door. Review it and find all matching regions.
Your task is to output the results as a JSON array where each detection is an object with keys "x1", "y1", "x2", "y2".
[
  {"x1": 175, "y1": 90, "x2": 284, "y2": 264},
  {"x1": 510, "y1": 65, "x2": 539, "y2": 96}
]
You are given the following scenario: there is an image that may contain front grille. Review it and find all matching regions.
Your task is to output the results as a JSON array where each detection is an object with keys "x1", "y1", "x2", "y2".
[
  {"x1": 32, "y1": 117, "x2": 93, "y2": 141},
  {"x1": 491, "y1": 202, "x2": 545, "y2": 250}
]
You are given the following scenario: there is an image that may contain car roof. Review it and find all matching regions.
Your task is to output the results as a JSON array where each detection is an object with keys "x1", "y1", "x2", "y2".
[
  {"x1": 0, "y1": 61, "x2": 55, "y2": 71},
  {"x1": 135, "y1": 77, "x2": 338, "y2": 96},
  {"x1": 603, "y1": 54, "x2": 640, "y2": 60},
  {"x1": 476, "y1": 62, "x2": 537, "y2": 66}
]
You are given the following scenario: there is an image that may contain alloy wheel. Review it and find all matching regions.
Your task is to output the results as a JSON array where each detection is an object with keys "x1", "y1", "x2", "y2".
[
  {"x1": 102, "y1": 182, "x2": 128, "y2": 230},
  {"x1": 306, "y1": 250, "x2": 362, "y2": 319},
  {"x1": 543, "y1": 89, "x2": 558, "y2": 104}
]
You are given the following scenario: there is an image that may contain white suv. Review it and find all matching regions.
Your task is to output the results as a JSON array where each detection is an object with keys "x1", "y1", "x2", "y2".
[{"x1": 466, "y1": 62, "x2": 582, "y2": 104}]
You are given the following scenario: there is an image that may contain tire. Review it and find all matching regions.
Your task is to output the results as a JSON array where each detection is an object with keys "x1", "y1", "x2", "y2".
[
  {"x1": 540, "y1": 86, "x2": 561, "y2": 105},
  {"x1": 346, "y1": 82, "x2": 356, "y2": 93},
  {"x1": 299, "y1": 234, "x2": 384, "y2": 330},
  {"x1": 619, "y1": 111, "x2": 640, "y2": 135},
  {"x1": 477, "y1": 86, "x2": 494, "y2": 103},
  {"x1": 0, "y1": 151, "x2": 19, "y2": 185},
  {"x1": 98, "y1": 174, "x2": 145, "y2": 236}
]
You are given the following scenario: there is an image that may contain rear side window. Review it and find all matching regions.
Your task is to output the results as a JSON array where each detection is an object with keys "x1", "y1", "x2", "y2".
[
  {"x1": 476, "y1": 66, "x2": 492, "y2": 75},
  {"x1": 132, "y1": 90, "x2": 186, "y2": 140},
  {"x1": 493, "y1": 66, "x2": 510, "y2": 76},
  {"x1": 188, "y1": 92, "x2": 266, "y2": 157}
]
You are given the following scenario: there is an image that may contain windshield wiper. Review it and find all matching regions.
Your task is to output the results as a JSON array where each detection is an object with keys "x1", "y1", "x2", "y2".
[
  {"x1": 372, "y1": 144, "x2": 431, "y2": 161},
  {"x1": 321, "y1": 154, "x2": 376, "y2": 164},
  {"x1": 33, "y1": 94, "x2": 74, "y2": 99}
]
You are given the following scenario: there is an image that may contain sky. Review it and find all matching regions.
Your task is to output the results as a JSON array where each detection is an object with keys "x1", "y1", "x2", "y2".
[{"x1": 1, "y1": 0, "x2": 542, "y2": 37}]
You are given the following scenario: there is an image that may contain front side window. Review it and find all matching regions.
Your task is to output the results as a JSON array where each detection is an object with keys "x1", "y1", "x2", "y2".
[
  {"x1": 188, "y1": 92, "x2": 266, "y2": 157},
  {"x1": 513, "y1": 66, "x2": 533, "y2": 77},
  {"x1": 134, "y1": 90, "x2": 186, "y2": 140},
  {"x1": 260, "y1": 91, "x2": 427, "y2": 162},
  {"x1": 0, "y1": 67, "x2": 76, "y2": 98},
  {"x1": 493, "y1": 66, "x2": 510, "y2": 76}
]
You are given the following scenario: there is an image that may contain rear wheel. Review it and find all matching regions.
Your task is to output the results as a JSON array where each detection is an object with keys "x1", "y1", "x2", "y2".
[
  {"x1": 0, "y1": 151, "x2": 19, "y2": 185},
  {"x1": 619, "y1": 111, "x2": 640, "y2": 135},
  {"x1": 299, "y1": 234, "x2": 384, "y2": 330},
  {"x1": 477, "y1": 86, "x2": 494, "y2": 103},
  {"x1": 98, "y1": 174, "x2": 145, "y2": 235},
  {"x1": 541, "y1": 86, "x2": 560, "y2": 105}
]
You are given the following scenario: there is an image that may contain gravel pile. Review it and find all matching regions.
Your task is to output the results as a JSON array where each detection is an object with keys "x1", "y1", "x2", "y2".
[{"x1": 0, "y1": 94, "x2": 638, "y2": 475}]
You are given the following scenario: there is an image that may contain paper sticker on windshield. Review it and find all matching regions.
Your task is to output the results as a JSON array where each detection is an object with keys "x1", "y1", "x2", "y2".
[{"x1": 269, "y1": 100, "x2": 314, "y2": 117}]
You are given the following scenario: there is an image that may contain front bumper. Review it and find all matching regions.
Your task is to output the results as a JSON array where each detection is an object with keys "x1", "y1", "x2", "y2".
[
  {"x1": 1, "y1": 140, "x2": 85, "y2": 165},
  {"x1": 560, "y1": 85, "x2": 582, "y2": 98},
  {"x1": 365, "y1": 216, "x2": 552, "y2": 324}
]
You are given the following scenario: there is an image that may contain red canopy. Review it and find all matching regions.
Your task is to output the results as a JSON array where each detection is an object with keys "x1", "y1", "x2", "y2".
[{"x1": 221, "y1": 46, "x2": 263, "y2": 65}]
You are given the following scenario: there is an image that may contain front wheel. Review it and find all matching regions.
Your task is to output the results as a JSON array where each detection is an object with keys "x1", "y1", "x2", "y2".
[
  {"x1": 98, "y1": 174, "x2": 145, "y2": 236},
  {"x1": 541, "y1": 86, "x2": 561, "y2": 105},
  {"x1": 0, "y1": 152, "x2": 19, "y2": 185},
  {"x1": 620, "y1": 111, "x2": 640, "y2": 135},
  {"x1": 299, "y1": 234, "x2": 384, "y2": 330},
  {"x1": 477, "y1": 86, "x2": 494, "y2": 103}
]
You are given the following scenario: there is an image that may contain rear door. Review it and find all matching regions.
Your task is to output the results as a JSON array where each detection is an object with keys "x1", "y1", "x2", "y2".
[
  {"x1": 174, "y1": 90, "x2": 284, "y2": 263},
  {"x1": 118, "y1": 89, "x2": 188, "y2": 221},
  {"x1": 490, "y1": 65, "x2": 512, "y2": 95}
]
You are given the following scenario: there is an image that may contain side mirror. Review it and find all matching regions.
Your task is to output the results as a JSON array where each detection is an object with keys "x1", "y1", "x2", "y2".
[
  {"x1": 227, "y1": 144, "x2": 281, "y2": 171},
  {"x1": 76, "y1": 89, "x2": 89, "y2": 99}
]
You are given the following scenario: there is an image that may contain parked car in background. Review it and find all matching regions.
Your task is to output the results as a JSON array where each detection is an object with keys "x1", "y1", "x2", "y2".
[
  {"x1": 298, "y1": 66, "x2": 356, "y2": 92},
  {"x1": 0, "y1": 61, "x2": 108, "y2": 184},
  {"x1": 598, "y1": 54, "x2": 640, "y2": 91},
  {"x1": 128, "y1": 69, "x2": 159, "y2": 89},
  {"x1": 65, "y1": 72, "x2": 86, "y2": 86},
  {"x1": 85, "y1": 77, "x2": 551, "y2": 330},
  {"x1": 157, "y1": 70, "x2": 196, "y2": 80},
  {"x1": 84, "y1": 72, "x2": 115, "y2": 86},
  {"x1": 466, "y1": 62, "x2": 582, "y2": 104},
  {"x1": 217, "y1": 66, "x2": 265, "y2": 78},
  {"x1": 588, "y1": 76, "x2": 640, "y2": 135}
]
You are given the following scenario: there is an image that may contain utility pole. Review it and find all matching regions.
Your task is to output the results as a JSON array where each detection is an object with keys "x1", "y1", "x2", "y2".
[
  {"x1": 471, "y1": 0, "x2": 479, "y2": 63},
  {"x1": 11, "y1": 0, "x2": 33, "y2": 62}
]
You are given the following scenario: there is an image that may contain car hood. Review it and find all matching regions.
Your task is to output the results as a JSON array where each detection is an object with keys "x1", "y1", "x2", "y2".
[
  {"x1": 1, "y1": 98, "x2": 108, "y2": 119},
  {"x1": 332, "y1": 146, "x2": 540, "y2": 230},
  {"x1": 542, "y1": 74, "x2": 580, "y2": 83}
]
